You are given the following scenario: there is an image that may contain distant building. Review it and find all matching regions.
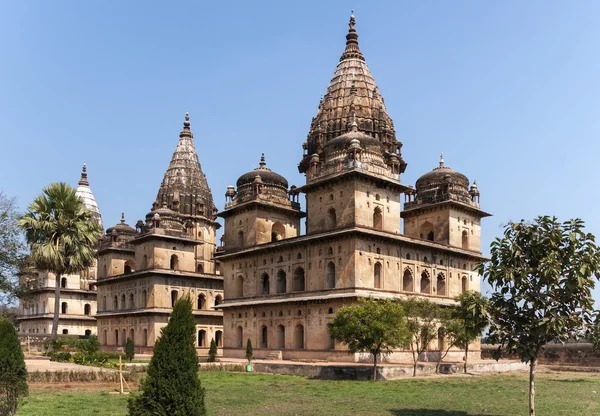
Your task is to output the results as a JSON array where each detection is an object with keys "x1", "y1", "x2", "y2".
[
  {"x1": 17, "y1": 165, "x2": 101, "y2": 336},
  {"x1": 214, "y1": 14, "x2": 491, "y2": 362}
]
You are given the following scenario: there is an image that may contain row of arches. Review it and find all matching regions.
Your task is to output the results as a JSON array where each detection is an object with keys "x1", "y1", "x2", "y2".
[
  {"x1": 237, "y1": 222, "x2": 287, "y2": 248},
  {"x1": 197, "y1": 330, "x2": 223, "y2": 348},
  {"x1": 260, "y1": 267, "x2": 306, "y2": 295},
  {"x1": 101, "y1": 291, "x2": 223, "y2": 311},
  {"x1": 418, "y1": 221, "x2": 471, "y2": 249},
  {"x1": 324, "y1": 207, "x2": 383, "y2": 231},
  {"x1": 401, "y1": 269, "x2": 468, "y2": 295},
  {"x1": 236, "y1": 263, "x2": 337, "y2": 298},
  {"x1": 59, "y1": 302, "x2": 91, "y2": 315},
  {"x1": 236, "y1": 324, "x2": 305, "y2": 350},
  {"x1": 107, "y1": 328, "x2": 147, "y2": 347}
]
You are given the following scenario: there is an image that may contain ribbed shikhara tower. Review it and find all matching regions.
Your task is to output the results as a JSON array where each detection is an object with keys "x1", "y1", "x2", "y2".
[
  {"x1": 95, "y1": 113, "x2": 223, "y2": 354},
  {"x1": 145, "y1": 112, "x2": 220, "y2": 274},
  {"x1": 299, "y1": 13, "x2": 406, "y2": 175}
]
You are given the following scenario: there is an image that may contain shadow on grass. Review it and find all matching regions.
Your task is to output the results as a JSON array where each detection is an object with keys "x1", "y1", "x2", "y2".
[
  {"x1": 549, "y1": 378, "x2": 591, "y2": 383},
  {"x1": 390, "y1": 410, "x2": 502, "y2": 416}
]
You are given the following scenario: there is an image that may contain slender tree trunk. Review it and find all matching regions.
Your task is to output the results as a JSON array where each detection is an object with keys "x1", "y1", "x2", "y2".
[
  {"x1": 529, "y1": 358, "x2": 537, "y2": 416},
  {"x1": 373, "y1": 353, "x2": 378, "y2": 382},
  {"x1": 436, "y1": 352, "x2": 442, "y2": 373},
  {"x1": 463, "y1": 343, "x2": 469, "y2": 374},
  {"x1": 51, "y1": 272, "x2": 61, "y2": 340},
  {"x1": 412, "y1": 342, "x2": 418, "y2": 377}
]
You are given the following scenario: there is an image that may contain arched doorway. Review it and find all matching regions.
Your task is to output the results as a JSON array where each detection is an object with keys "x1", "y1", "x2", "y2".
[
  {"x1": 327, "y1": 208, "x2": 336, "y2": 230},
  {"x1": 420, "y1": 221, "x2": 434, "y2": 241},
  {"x1": 420, "y1": 271, "x2": 431, "y2": 294},
  {"x1": 271, "y1": 222, "x2": 285, "y2": 241},
  {"x1": 373, "y1": 207, "x2": 383, "y2": 230},
  {"x1": 170, "y1": 255, "x2": 179, "y2": 270},
  {"x1": 436, "y1": 273, "x2": 446, "y2": 296},
  {"x1": 294, "y1": 324, "x2": 304, "y2": 349},
  {"x1": 261, "y1": 273, "x2": 270, "y2": 295},
  {"x1": 261, "y1": 325, "x2": 268, "y2": 348},
  {"x1": 276, "y1": 325, "x2": 285, "y2": 349},
  {"x1": 293, "y1": 267, "x2": 305, "y2": 292},
  {"x1": 276, "y1": 270, "x2": 287, "y2": 293},
  {"x1": 236, "y1": 326, "x2": 243, "y2": 348},
  {"x1": 374, "y1": 262, "x2": 382, "y2": 289},
  {"x1": 326, "y1": 262, "x2": 336, "y2": 289},
  {"x1": 198, "y1": 330, "x2": 206, "y2": 347},
  {"x1": 403, "y1": 269, "x2": 413, "y2": 292}
]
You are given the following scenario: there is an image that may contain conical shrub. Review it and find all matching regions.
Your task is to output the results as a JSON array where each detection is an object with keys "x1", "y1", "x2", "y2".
[{"x1": 128, "y1": 297, "x2": 205, "y2": 416}]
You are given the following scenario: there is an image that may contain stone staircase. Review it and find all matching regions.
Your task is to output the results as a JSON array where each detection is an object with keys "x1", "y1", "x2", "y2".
[{"x1": 265, "y1": 351, "x2": 283, "y2": 360}]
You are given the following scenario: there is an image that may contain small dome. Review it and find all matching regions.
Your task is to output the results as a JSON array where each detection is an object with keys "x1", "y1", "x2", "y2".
[
  {"x1": 106, "y1": 213, "x2": 136, "y2": 235},
  {"x1": 415, "y1": 154, "x2": 469, "y2": 191},
  {"x1": 323, "y1": 129, "x2": 381, "y2": 151},
  {"x1": 236, "y1": 153, "x2": 288, "y2": 189},
  {"x1": 412, "y1": 154, "x2": 473, "y2": 207}
]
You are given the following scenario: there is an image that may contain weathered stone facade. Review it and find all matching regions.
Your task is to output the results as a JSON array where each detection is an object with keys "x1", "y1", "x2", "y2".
[
  {"x1": 215, "y1": 15, "x2": 490, "y2": 363},
  {"x1": 18, "y1": 269, "x2": 97, "y2": 336},
  {"x1": 95, "y1": 114, "x2": 224, "y2": 355}
]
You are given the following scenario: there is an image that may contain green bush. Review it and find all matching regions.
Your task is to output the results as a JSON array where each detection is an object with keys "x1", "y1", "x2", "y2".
[
  {"x1": 125, "y1": 338, "x2": 135, "y2": 362},
  {"x1": 208, "y1": 339, "x2": 217, "y2": 362},
  {"x1": 78, "y1": 335, "x2": 100, "y2": 355},
  {"x1": 50, "y1": 352, "x2": 72, "y2": 362},
  {"x1": 0, "y1": 318, "x2": 28, "y2": 415},
  {"x1": 246, "y1": 338, "x2": 253, "y2": 363},
  {"x1": 128, "y1": 297, "x2": 206, "y2": 415}
]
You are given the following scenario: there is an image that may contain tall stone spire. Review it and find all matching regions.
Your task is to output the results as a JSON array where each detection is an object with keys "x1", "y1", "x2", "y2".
[
  {"x1": 75, "y1": 163, "x2": 103, "y2": 230},
  {"x1": 299, "y1": 13, "x2": 399, "y2": 173},
  {"x1": 151, "y1": 113, "x2": 217, "y2": 220}
]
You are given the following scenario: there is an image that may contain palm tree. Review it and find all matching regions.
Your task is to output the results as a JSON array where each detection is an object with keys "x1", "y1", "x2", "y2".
[{"x1": 19, "y1": 182, "x2": 101, "y2": 339}]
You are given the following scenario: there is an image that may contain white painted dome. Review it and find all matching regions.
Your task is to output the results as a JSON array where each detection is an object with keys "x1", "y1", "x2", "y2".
[{"x1": 75, "y1": 163, "x2": 103, "y2": 230}]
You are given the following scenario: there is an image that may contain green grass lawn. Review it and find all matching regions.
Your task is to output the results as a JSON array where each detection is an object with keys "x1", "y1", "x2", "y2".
[{"x1": 18, "y1": 371, "x2": 600, "y2": 416}]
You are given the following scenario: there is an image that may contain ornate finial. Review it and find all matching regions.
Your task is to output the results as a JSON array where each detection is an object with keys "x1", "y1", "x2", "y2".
[
  {"x1": 183, "y1": 112, "x2": 191, "y2": 129},
  {"x1": 340, "y1": 11, "x2": 364, "y2": 62},
  {"x1": 439, "y1": 153, "x2": 445, "y2": 168},
  {"x1": 120, "y1": 213, "x2": 125, "y2": 224},
  {"x1": 78, "y1": 162, "x2": 89, "y2": 186},
  {"x1": 259, "y1": 153, "x2": 266, "y2": 169}
]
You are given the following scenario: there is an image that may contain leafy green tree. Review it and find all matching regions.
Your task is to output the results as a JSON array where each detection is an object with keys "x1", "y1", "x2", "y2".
[
  {"x1": 245, "y1": 338, "x2": 253, "y2": 363},
  {"x1": 0, "y1": 192, "x2": 25, "y2": 303},
  {"x1": 401, "y1": 298, "x2": 441, "y2": 377},
  {"x1": 330, "y1": 298, "x2": 410, "y2": 381},
  {"x1": 125, "y1": 338, "x2": 135, "y2": 362},
  {"x1": 0, "y1": 317, "x2": 28, "y2": 416},
  {"x1": 434, "y1": 311, "x2": 467, "y2": 374},
  {"x1": 453, "y1": 291, "x2": 489, "y2": 374},
  {"x1": 481, "y1": 216, "x2": 600, "y2": 416},
  {"x1": 128, "y1": 297, "x2": 205, "y2": 416},
  {"x1": 19, "y1": 183, "x2": 101, "y2": 339},
  {"x1": 208, "y1": 339, "x2": 217, "y2": 363}
]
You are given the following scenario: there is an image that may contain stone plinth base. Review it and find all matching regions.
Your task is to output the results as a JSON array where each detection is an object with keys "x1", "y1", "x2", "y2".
[{"x1": 243, "y1": 360, "x2": 527, "y2": 380}]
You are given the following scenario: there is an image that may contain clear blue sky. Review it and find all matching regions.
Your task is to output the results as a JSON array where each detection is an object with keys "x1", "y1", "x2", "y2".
[{"x1": 2, "y1": 1, "x2": 600, "y2": 303}]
